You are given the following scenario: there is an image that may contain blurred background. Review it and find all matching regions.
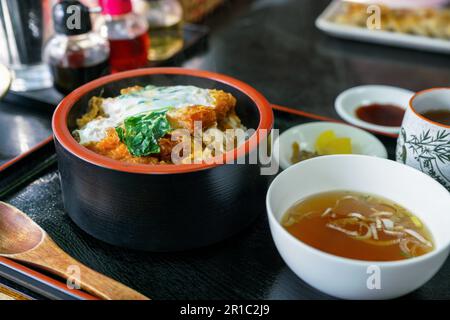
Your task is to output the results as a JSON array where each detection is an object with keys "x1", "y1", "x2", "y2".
[{"x1": 0, "y1": 0, "x2": 449, "y2": 164}]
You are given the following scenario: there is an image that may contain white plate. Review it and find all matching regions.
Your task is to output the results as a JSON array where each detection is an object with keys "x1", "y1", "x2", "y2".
[
  {"x1": 273, "y1": 121, "x2": 387, "y2": 170},
  {"x1": 335, "y1": 85, "x2": 414, "y2": 135},
  {"x1": 315, "y1": 0, "x2": 450, "y2": 55}
]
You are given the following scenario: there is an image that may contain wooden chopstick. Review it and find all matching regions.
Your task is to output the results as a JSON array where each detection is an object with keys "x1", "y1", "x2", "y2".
[
  {"x1": 0, "y1": 283, "x2": 31, "y2": 300},
  {"x1": 270, "y1": 104, "x2": 399, "y2": 138}
]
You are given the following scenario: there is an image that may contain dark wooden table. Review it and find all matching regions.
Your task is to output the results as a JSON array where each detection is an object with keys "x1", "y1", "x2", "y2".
[
  {"x1": 182, "y1": 0, "x2": 450, "y2": 116},
  {"x1": 1, "y1": 0, "x2": 449, "y2": 300}
]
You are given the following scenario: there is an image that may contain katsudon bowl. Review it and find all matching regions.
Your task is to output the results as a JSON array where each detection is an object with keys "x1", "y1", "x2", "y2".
[{"x1": 52, "y1": 68, "x2": 273, "y2": 251}]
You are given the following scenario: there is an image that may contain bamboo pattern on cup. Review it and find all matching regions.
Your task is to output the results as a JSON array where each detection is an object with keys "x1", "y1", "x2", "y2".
[{"x1": 398, "y1": 128, "x2": 450, "y2": 190}]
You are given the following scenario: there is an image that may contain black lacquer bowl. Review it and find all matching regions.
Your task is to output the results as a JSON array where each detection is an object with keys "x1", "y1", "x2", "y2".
[{"x1": 52, "y1": 68, "x2": 273, "y2": 251}]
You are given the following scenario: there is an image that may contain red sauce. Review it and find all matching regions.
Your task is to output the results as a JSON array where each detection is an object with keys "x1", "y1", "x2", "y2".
[
  {"x1": 108, "y1": 32, "x2": 150, "y2": 73},
  {"x1": 356, "y1": 103, "x2": 405, "y2": 127}
]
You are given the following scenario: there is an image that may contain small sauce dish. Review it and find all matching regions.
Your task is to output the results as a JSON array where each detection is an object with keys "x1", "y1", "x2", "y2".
[
  {"x1": 273, "y1": 121, "x2": 387, "y2": 170},
  {"x1": 335, "y1": 85, "x2": 414, "y2": 135}
]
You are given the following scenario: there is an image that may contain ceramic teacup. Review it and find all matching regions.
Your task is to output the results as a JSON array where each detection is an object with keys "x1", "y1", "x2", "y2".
[{"x1": 396, "y1": 88, "x2": 450, "y2": 191}]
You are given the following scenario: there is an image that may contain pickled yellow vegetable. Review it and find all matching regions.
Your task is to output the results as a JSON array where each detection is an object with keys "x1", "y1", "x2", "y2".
[
  {"x1": 320, "y1": 137, "x2": 352, "y2": 155},
  {"x1": 315, "y1": 130, "x2": 336, "y2": 154},
  {"x1": 315, "y1": 130, "x2": 352, "y2": 155}
]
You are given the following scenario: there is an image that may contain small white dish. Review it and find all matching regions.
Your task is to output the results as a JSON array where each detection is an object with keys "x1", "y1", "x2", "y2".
[
  {"x1": 335, "y1": 85, "x2": 414, "y2": 135},
  {"x1": 266, "y1": 155, "x2": 450, "y2": 299},
  {"x1": 273, "y1": 121, "x2": 387, "y2": 170}
]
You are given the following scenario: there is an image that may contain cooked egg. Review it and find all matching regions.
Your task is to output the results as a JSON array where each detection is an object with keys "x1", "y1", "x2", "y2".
[{"x1": 75, "y1": 85, "x2": 215, "y2": 144}]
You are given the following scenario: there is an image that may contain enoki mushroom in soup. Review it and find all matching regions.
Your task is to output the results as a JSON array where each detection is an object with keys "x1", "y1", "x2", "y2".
[{"x1": 282, "y1": 191, "x2": 434, "y2": 261}]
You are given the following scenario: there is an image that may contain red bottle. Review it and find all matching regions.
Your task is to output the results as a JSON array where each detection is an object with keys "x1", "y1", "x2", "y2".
[{"x1": 97, "y1": 0, "x2": 150, "y2": 73}]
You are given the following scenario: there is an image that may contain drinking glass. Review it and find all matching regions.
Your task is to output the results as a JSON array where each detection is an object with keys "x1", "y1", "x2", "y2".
[{"x1": 0, "y1": 0, "x2": 53, "y2": 91}]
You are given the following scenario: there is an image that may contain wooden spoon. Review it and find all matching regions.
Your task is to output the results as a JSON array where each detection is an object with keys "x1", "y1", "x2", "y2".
[{"x1": 0, "y1": 202, "x2": 149, "y2": 300}]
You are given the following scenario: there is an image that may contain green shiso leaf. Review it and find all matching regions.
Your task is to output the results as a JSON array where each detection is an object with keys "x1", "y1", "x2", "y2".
[
  {"x1": 115, "y1": 108, "x2": 172, "y2": 157},
  {"x1": 116, "y1": 126, "x2": 125, "y2": 142}
]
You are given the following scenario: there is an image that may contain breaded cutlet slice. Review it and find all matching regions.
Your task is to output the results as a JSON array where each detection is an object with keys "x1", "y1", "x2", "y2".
[
  {"x1": 166, "y1": 106, "x2": 217, "y2": 132},
  {"x1": 167, "y1": 89, "x2": 237, "y2": 132},
  {"x1": 209, "y1": 89, "x2": 237, "y2": 121},
  {"x1": 119, "y1": 86, "x2": 237, "y2": 122},
  {"x1": 120, "y1": 85, "x2": 144, "y2": 95},
  {"x1": 78, "y1": 86, "x2": 237, "y2": 133}
]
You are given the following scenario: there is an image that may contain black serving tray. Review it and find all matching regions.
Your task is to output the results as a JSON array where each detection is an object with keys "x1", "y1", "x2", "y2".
[
  {"x1": 0, "y1": 95, "x2": 53, "y2": 168},
  {"x1": 0, "y1": 23, "x2": 210, "y2": 299},
  {"x1": 1, "y1": 109, "x2": 449, "y2": 300}
]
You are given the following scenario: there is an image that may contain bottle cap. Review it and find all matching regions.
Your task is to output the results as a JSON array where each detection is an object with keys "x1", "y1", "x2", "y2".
[
  {"x1": 99, "y1": 0, "x2": 133, "y2": 15},
  {"x1": 53, "y1": 0, "x2": 92, "y2": 36}
]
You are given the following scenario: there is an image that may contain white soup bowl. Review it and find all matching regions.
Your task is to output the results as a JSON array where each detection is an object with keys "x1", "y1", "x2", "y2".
[{"x1": 266, "y1": 155, "x2": 450, "y2": 299}]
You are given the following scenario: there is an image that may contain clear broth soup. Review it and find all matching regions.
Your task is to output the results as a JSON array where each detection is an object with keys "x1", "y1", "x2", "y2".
[{"x1": 282, "y1": 191, "x2": 434, "y2": 261}]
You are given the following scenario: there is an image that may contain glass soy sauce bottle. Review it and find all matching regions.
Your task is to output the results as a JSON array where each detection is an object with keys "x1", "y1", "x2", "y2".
[
  {"x1": 97, "y1": 0, "x2": 150, "y2": 73},
  {"x1": 133, "y1": 0, "x2": 184, "y2": 61},
  {"x1": 43, "y1": 0, "x2": 110, "y2": 95}
]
